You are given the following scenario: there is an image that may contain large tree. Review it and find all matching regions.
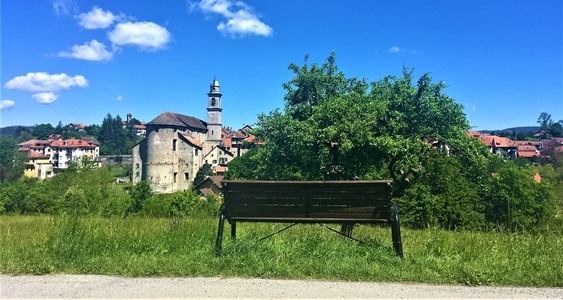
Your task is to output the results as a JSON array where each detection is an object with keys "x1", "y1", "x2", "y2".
[
  {"x1": 232, "y1": 52, "x2": 471, "y2": 193},
  {"x1": 31, "y1": 123, "x2": 54, "y2": 140},
  {"x1": 226, "y1": 53, "x2": 554, "y2": 231},
  {"x1": 98, "y1": 114, "x2": 134, "y2": 155},
  {"x1": 0, "y1": 136, "x2": 26, "y2": 182}
]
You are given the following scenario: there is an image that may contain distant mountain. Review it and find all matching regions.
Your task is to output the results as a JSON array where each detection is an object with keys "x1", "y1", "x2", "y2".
[
  {"x1": 480, "y1": 126, "x2": 540, "y2": 134},
  {"x1": 0, "y1": 125, "x2": 35, "y2": 138}
]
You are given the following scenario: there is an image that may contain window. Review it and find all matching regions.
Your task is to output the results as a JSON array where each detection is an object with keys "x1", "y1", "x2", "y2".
[
  {"x1": 136, "y1": 163, "x2": 140, "y2": 169},
  {"x1": 173, "y1": 139, "x2": 177, "y2": 151},
  {"x1": 184, "y1": 173, "x2": 189, "y2": 181},
  {"x1": 173, "y1": 172, "x2": 177, "y2": 183},
  {"x1": 195, "y1": 149, "x2": 198, "y2": 156},
  {"x1": 136, "y1": 172, "x2": 140, "y2": 177}
]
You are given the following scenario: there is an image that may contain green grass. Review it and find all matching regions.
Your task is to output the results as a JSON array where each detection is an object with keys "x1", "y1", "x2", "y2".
[{"x1": 1, "y1": 215, "x2": 561, "y2": 287}]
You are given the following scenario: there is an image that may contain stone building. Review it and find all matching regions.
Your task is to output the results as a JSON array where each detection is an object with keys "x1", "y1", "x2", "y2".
[{"x1": 132, "y1": 79, "x2": 227, "y2": 193}]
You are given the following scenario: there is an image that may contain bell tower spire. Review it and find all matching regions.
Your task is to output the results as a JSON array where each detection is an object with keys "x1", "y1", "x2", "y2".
[{"x1": 206, "y1": 78, "x2": 222, "y2": 153}]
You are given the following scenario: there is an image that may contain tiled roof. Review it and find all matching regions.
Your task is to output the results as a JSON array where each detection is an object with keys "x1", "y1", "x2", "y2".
[
  {"x1": 70, "y1": 123, "x2": 86, "y2": 129},
  {"x1": 222, "y1": 137, "x2": 232, "y2": 147},
  {"x1": 181, "y1": 133, "x2": 204, "y2": 148},
  {"x1": 210, "y1": 175, "x2": 224, "y2": 189},
  {"x1": 18, "y1": 140, "x2": 50, "y2": 147},
  {"x1": 18, "y1": 140, "x2": 50, "y2": 151},
  {"x1": 517, "y1": 145, "x2": 537, "y2": 151},
  {"x1": 215, "y1": 166, "x2": 227, "y2": 173},
  {"x1": 148, "y1": 112, "x2": 207, "y2": 130},
  {"x1": 481, "y1": 135, "x2": 515, "y2": 148},
  {"x1": 517, "y1": 151, "x2": 539, "y2": 158},
  {"x1": 29, "y1": 151, "x2": 49, "y2": 159},
  {"x1": 199, "y1": 187, "x2": 215, "y2": 197},
  {"x1": 81, "y1": 136, "x2": 100, "y2": 145},
  {"x1": 231, "y1": 131, "x2": 247, "y2": 139},
  {"x1": 513, "y1": 140, "x2": 541, "y2": 146},
  {"x1": 50, "y1": 139, "x2": 97, "y2": 149}
]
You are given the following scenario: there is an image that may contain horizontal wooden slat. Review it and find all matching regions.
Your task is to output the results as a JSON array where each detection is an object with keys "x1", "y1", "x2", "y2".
[
  {"x1": 228, "y1": 217, "x2": 389, "y2": 224},
  {"x1": 225, "y1": 197, "x2": 390, "y2": 207},
  {"x1": 228, "y1": 206, "x2": 388, "y2": 215},
  {"x1": 222, "y1": 180, "x2": 393, "y2": 223}
]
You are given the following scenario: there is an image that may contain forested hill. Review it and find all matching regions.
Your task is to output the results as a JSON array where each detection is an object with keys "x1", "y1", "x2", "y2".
[
  {"x1": 480, "y1": 126, "x2": 540, "y2": 134},
  {"x1": 0, "y1": 126, "x2": 34, "y2": 138}
]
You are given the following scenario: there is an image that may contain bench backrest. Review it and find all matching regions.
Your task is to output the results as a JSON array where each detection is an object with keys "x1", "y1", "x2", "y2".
[{"x1": 222, "y1": 180, "x2": 393, "y2": 223}]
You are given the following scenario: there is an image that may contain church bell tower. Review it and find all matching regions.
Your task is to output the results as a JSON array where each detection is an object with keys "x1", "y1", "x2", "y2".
[{"x1": 206, "y1": 78, "x2": 223, "y2": 152}]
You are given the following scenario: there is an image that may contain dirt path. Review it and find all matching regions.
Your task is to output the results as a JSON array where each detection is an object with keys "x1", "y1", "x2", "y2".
[{"x1": 1, "y1": 275, "x2": 561, "y2": 298}]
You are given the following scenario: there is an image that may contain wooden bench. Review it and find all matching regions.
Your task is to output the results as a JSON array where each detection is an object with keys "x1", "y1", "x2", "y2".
[{"x1": 215, "y1": 180, "x2": 403, "y2": 257}]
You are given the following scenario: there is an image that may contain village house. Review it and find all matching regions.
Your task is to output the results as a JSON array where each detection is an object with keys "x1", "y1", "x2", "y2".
[
  {"x1": 18, "y1": 136, "x2": 101, "y2": 179},
  {"x1": 468, "y1": 131, "x2": 544, "y2": 159},
  {"x1": 23, "y1": 151, "x2": 54, "y2": 180},
  {"x1": 124, "y1": 113, "x2": 147, "y2": 137}
]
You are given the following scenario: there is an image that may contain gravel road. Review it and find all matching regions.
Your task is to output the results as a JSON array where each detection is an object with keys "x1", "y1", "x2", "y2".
[{"x1": 1, "y1": 275, "x2": 561, "y2": 298}]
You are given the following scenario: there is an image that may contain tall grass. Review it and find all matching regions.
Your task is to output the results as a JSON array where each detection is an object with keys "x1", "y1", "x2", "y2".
[{"x1": 0, "y1": 215, "x2": 561, "y2": 286}]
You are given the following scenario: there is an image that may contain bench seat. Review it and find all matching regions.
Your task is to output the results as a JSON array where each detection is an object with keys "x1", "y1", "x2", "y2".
[{"x1": 215, "y1": 180, "x2": 403, "y2": 257}]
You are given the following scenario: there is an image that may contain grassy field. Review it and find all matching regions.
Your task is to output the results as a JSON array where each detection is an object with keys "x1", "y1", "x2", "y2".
[{"x1": 0, "y1": 215, "x2": 561, "y2": 287}]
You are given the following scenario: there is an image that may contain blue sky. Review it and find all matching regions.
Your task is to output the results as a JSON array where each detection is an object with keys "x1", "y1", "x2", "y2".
[{"x1": 1, "y1": 0, "x2": 561, "y2": 131}]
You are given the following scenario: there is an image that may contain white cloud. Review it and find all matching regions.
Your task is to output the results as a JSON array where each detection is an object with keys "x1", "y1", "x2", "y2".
[
  {"x1": 117, "y1": 95, "x2": 123, "y2": 101},
  {"x1": 53, "y1": 0, "x2": 78, "y2": 16},
  {"x1": 388, "y1": 46, "x2": 423, "y2": 55},
  {"x1": 4, "y1": 72, "x2": 87, "y2": 104},
  {"x1": 0, "y1": 100, "x2": 16, "y2": 110},
  {"x1": 76, "y1": 6, "x2": 118, "y2": 29},
  {"x1": 32, "y1": 93, "x2": 59, "y2": 104},
  {"x1": 193, "y1": 0, "x2": 273, "y2": 37},
  {"x1": 58, "y1": 40, "x2": 114, "y2": 61},
  {"x1": 388, "y1": 46, "x2": 402, "y2": 53},
  {"x1": 108, "y1": 22, "x2": 171, "y2": 51},
  {"x1": 5, "y1": 72, "x2": 88, "y2": 93}
]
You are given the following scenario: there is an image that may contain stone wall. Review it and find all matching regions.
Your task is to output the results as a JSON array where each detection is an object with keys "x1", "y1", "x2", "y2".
[{"x1": 99, "y1": 155, "x2": 133, "y2": 167}]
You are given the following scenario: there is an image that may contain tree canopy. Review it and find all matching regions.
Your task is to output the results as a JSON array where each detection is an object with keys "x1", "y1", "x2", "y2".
[{"x1": 226, "y1": 52, "x2": 555, "y2": 231}]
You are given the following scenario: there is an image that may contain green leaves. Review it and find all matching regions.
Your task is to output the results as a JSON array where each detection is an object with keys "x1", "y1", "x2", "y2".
[{"x1": 225, "y1": 52, "x2": 557, "y2": 232}]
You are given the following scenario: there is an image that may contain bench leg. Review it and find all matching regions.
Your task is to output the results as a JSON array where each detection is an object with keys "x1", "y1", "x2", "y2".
[
  {"x1": 391, "y1": 204, "x2": 404, "y2": 258},
  {"x1": 340, "y1": 223, "x2": 355, "y2": 237},
  {"x1": 231, "y1": 221, "x2": 237, "y2": 240},
  {"x1": 215, "y1": 211, "x2": 226, "y2": 256}
]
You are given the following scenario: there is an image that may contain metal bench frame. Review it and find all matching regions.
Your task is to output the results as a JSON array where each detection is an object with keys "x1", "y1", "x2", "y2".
[{"x1": 215, "y1": 180, "x2": 403, "y2": 257}]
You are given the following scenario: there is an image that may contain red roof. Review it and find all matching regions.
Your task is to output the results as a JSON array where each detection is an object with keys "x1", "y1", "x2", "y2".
[
  {"x1": 29, "y1": 151, "x2": 49, "y2": 159},
  {"x1": 222, "y1": 137, "x2": 232, "y2": 147},
  {"x1": 50, "y1": 139, "x2": 97, "y2": 149},
  {"x1": 215, "y1": 166, "x2": 227, "y2": 173},
  {"x1": 518, "y1": 151, "x2": 539, "y2": 158},
  {"x1": 70, "y1": 123, "x2": 86, "y2": 129},
  {"x1": 181, "y1": 134, "x2": 203, "y2": 148},
  {"x1": 517, "y1": 145, "x2": 537, "y2": 152},
  {"x1": 479, "y1": 135, "x2": 515, "y2": 148}
]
